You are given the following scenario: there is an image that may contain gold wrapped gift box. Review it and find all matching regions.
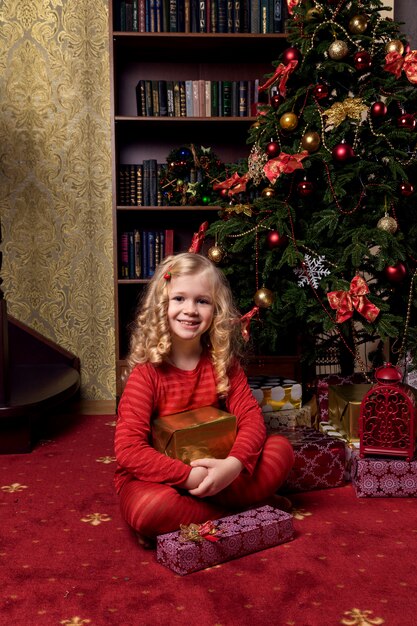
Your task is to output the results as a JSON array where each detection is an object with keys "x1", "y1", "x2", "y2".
[
  {"x1": 151, "y1": 406, "x2": 237, "y2": 464},
  {"x1": 328, "y1": 384, "x2": 372, "y2": 442}
]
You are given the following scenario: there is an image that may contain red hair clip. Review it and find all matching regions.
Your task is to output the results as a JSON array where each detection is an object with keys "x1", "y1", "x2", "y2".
[{"x1": 163, "y1": 270, "x2": 172, "y2": 280}]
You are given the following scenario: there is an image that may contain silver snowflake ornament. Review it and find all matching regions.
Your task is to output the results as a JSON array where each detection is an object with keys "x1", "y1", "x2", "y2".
[{"x1": 294, "y1": 254, "x2": 331, "y2": 289}]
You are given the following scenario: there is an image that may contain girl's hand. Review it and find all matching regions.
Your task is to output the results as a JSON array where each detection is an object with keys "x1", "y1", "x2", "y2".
[
  {"x1": 179, "y1": 466, "x2": 208, "y2": 490},
  {"x1": 187, "y1": 456, "x2": 243, "y2": 497}
]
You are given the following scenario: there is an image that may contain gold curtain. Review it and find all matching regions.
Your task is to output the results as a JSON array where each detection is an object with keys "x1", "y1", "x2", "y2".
[{"x1": 0, "y1": 0, "x2": 115, "y2": 399}]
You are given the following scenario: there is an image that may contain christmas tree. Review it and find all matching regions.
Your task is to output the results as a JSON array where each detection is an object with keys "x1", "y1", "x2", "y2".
[{"x1": 207, "y1": 0, "x2": 417, "y2": 378}]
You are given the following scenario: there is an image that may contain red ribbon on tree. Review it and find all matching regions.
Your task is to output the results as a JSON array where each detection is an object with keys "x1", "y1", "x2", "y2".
[
  {"x1": 327, "y1": 275, "x2": 380, "y2": 324},
  {"x1": 384, "y1": 50, "x2": 417, "y2": 84},
  {"x1": 188, "y1": 221, "x2": 208, "y2": 253},
  {"x1": 263, "y1": 150, "x2": 308, "y2": 184},
  {"x1": 239, "y1": 306, "x2": 260, "y2": 342},
  {"x1": 213, "y1": 172, "x2": 250, "y2": 196},
  {"x1": 258, "y1": 60, "x2": 298, "y2": 97}
]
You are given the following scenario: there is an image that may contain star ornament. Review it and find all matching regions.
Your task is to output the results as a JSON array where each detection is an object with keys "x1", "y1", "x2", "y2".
[{"x1": 263, "y1": 151, "x2": 309, "y2": 184}]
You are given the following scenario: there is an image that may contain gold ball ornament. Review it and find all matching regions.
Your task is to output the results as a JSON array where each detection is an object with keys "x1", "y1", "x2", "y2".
[
  {"x1": 328, "y1": 40, "x2": 349, "y2": 60},
  {"x1": 301, "y1": 131, "x2": 321, "y2": 153},
  {"x1": 385, "y1": 39, "x2": 404, "y2": 55},
  {"x1": 349, "y1": 14, "x2": 368, "y2": 34},
  {"x1": 207, "y1": 244, "x2": 224, "y2": 263},
  {"x1": 306, "y1": 7, "x2": 322, "y2": 21},
  {"x1": 254, "y1": 287, "x2": 275, "y2": 308},
  {"x1": 279, "y1": 112, "x2": 298, "y2": 131},
  {"x1": 261, "y1": 187, "x2": 276, "y2": 198},
  {"x1": 377, "y1": 214, "x2": 398, "y2": 234}
]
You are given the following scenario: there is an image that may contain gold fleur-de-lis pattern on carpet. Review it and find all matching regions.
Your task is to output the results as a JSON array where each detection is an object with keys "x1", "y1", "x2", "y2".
[
  {"x1": 0, "y1": 0, "x2": 115, "y2": 399},
  {"x1": 2, "y1": 414, "x2": 417, "y2": 625}
]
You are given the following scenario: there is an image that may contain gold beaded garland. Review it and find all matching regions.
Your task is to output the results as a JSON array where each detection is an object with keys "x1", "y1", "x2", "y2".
[
  {"x1": 328, "y1": 40, "x2": 349, "y2": 60},
  {"x1": 254, "y1": 287, "x2": 275, "y2": 308},
  {"x1": 280, "y1": 112, "x2": 298, "y2": 131}
]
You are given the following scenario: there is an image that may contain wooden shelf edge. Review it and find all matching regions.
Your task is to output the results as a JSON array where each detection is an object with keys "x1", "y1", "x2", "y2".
[
  {"x1": 116, "y1": 205, "x2": 221, "y2": 211},
  {"x1": 115, "y1": 116, "x2": 257, "y2": 122}
]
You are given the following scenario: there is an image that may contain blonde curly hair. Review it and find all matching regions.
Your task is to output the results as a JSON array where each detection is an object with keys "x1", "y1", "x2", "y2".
[{"x1": 127, "y1": 252, "x2": 243, "y2": 396}]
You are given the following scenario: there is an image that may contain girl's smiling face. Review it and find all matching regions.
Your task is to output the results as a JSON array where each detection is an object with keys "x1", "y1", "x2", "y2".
[{"x1": 167, "y1": 271, "x2": 215, "y2": 345}]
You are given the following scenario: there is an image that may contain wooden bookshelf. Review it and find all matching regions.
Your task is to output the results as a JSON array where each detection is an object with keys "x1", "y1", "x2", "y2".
[{"x1": 109, "y1": 2, "x2": 288, "y2": 397}]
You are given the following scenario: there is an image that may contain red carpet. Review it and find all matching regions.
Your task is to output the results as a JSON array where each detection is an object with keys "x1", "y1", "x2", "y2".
[{"x1": 1, "y1": 414, "x2": 417, "y2": 626}]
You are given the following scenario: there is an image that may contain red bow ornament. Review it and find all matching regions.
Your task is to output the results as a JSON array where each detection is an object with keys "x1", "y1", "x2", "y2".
[
  {"x1": 263, "y1": 150, "x2": 308, "y2": 185},
  {"x1": 259, "y1": 60, "x2": 298, "y2": 97},
  {"x1": 327, "y1": 275, "x2": 380, "y2": 324},
  {"x1": 188, "y1": 221, "x2": 208, "y2": 253},
  {"x1": 179, "y1": 520, "x2": 221, "y2": 543},
  {"x1": 384, "y1": 50, "x2": 417, "y2": 84},
  {"x1": 239, "y1": 306, "x2": 260, "y2": 342},
  {"x1": 213, "y1": 172, "x2": 250, "y2": 196},
  {"x1": 286, "y1": 0, "x2": 300, "y2": 15}
]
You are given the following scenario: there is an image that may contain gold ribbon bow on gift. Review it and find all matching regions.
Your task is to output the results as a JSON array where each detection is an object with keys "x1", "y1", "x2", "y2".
[
  {"x1": 179, "y1": 520, "x2": 221, "y2": 543},
  {"x1": 323, "y1": 97, "x2": 368, "y2": 127},
  {"x1": 327, "y1": 275, "x2": 380, "y2": 324}
]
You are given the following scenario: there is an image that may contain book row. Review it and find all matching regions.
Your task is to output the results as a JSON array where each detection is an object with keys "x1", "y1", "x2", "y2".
[
  {"x1": 115, "y1": 0, "x2": 285, "y2": 34},
  {"x1": 119, "y1": 229, "x2": 175, "y2": 279},
  {"x1": 118, "y1": 161, "x2": 167, "y2": 206},
  {"x1": 135, "y1": 79, "x2": 259, "y2": 118}
]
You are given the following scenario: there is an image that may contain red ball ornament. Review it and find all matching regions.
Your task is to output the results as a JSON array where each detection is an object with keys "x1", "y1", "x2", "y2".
[
  {"x1": 354, "y1": 50, "x2": 372, "y2": 71},
  {"x1": 270, "y1": 94, "x2": 282, "y2": 110},
  {"x1": 266, "y1": 230, "x2": 287, "y2": 249},
  {"x1": 266, "y1": 141, "x2": 280, "y2": 157},
  {"x1": 370, "y1": 101, "x2": 387, "y2": 118},
  {"x1": 400, "y1": 181, "x2": 414, "y2": 196},
  {"x1": 282, "y1": 47, "x2": 300, "y2": 65},
  {"x1": 219, "y1": 188, "x2": 229, "y2": 199},
  {"x1": 397, "y1": 113, "x2": 416, "y2": 130},
  {"x1": 332, "y1": 142, "x2": 355, "y2": 162},
  {"x1": 384, "y1": 262, "x2": 407, "y2": 283},
  {"x1": 297, "y1": 180, "x2": 314, "y2": 197},
  {"x1": 313, "y1": 84, "x2": 329, "y2": 100}
]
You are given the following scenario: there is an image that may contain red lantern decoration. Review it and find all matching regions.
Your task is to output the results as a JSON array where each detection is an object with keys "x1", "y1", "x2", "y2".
[
  {"x1": 397, "y1": 113, "x2": 416, "y2": 130},
  {"x1": 370, "y1": 101, "x2": 387, "y2": 118},
  {"x1": 360, "y1": 363, "x2": 417, "y2": 461},
  {"x1": 354, "y1": 50, "x2": 372, "y2": 71},
  {"x1": 332, "y1": 142, "x2": 355, "y2": 162},
  {"x1": 384, "y1": 262, "x2": 407, "y2": 283},
  {"x1": 282, "y1": 47, "x2": 301, "y2": 65},
  {"x1": 400, "y1": 181, "x2": 414, "y2": 196}
]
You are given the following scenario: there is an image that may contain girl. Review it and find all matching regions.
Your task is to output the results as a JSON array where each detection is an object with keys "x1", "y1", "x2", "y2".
[{"x1": 114, "y1": 252, "x2": 294, "y2": 544}]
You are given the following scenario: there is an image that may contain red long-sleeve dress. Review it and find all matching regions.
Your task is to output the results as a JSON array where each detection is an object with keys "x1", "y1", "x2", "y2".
[{"x1": 114, "y1": 354, "x2": 294, "y2": 537}]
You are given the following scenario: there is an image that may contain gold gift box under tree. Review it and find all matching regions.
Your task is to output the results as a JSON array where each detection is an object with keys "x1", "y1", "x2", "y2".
[
  {"x1": 328, "y1": 384, "x2": 372, "y2": 442},
  {"x1": 151, "y1": 406, "x2": 237, "y2": 464}
]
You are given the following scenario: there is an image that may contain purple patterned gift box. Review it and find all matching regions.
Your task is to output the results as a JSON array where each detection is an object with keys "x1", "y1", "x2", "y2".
[
  {"x1": 352, "y1": 449, "x2": 417, "y2": 497},
  {"x1": 156, "y1": 505, "x2": 294, "y2": 575},
  {"x1": 276, "y1": 427, "x2": 346, "y2": 492}
]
